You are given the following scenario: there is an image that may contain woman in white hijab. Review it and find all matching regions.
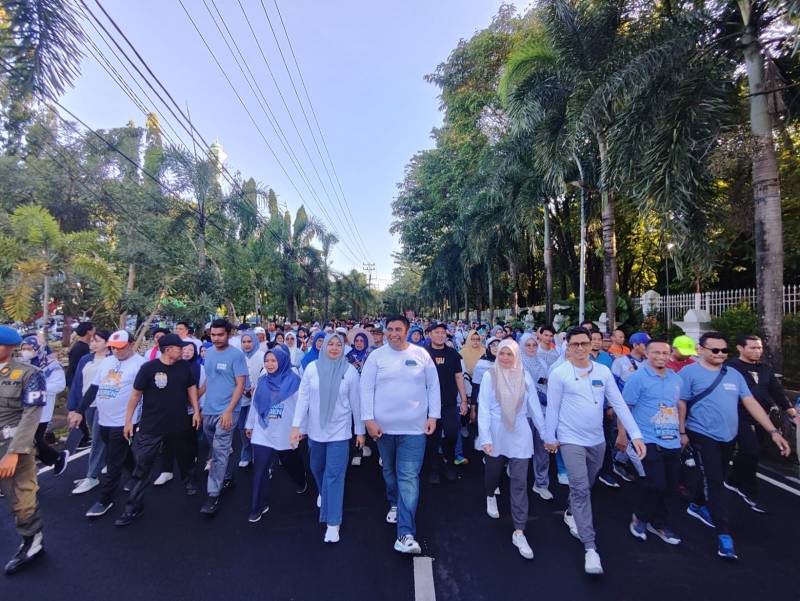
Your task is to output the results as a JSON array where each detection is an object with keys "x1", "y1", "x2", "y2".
[
  {"x1": 478, "y1": 339, "x2": 546, "y2": 560},
  {"x1": 284, "y1": 331, "x2": 305, "y2": 368}
]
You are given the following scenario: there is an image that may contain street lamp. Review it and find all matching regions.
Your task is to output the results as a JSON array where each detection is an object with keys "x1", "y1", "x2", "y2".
[{"x1": 665, "y1": 242, "x2": 675, "y2": 330}]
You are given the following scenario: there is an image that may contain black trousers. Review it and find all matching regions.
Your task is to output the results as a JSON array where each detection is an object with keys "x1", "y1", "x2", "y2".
[
  {"x1": 98, "y1": 426, "x2": 135, "y2": 505},
  {"x1": 688, "y1": 430, "x2": 736, "y2": 535},
  {"x1": 637, "y1": 443, "x2": 681, "y2": 527},
  {"x1": 600, "y1": 410, "x2": 617, "y2": 474},
  {"x1": 34, "y1": 422, "x2": 59, "y2": 466},
  {"x1": 125, "y1": 428, "x2": 197, "y2": 512},
  {"x1": 425, "y1": 404, "x2": 459, "y2": 474},
  {"x1": 726, "y1": 418, "x2": 760, "y2": 497},
  {"x1": 159, "y1": 426, "x2": 199, "y2": 477}
]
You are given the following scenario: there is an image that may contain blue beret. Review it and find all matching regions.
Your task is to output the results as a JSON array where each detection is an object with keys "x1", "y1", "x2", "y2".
[{"x1": 0, "y1": 326, "x2": 22, "y2": 345}]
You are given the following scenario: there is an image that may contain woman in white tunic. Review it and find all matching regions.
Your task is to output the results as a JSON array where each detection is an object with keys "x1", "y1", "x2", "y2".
[
  {"x1": 291, "y1": 333, "x2": 364, "y2": 543},
  {"x1": 478, "y1": 338, "x2": 546, "y2": 560}
]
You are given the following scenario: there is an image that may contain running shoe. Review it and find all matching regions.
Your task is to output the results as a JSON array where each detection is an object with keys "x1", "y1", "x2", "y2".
[
  {"x1": 85, "y1": 501, "x2": 113, "y2": 518},
  {"x1": 453, "y1": 455, "x2": 469, "y2": 466},
  {"x1": 512, "y1": 532, "x2": 534, "y2": 559},
  {"x1": 646, "y1": 524, "x2": 682, "y2": 545},
  {"x1": 72, "y1": 477, "x2": 100, "y2": 495},
  {"x1": 717, "y1": 535, "x2": 738, "y2": 560},
  {"x1": 4, "y1": 531, "x2": 44, "y2": 575},
  {"x1": 394, "y1": 534, "x2": 422, "y2": 554},
  {"x1": 324, "y1": 525, "x2": 340, "y2": 543},
  {"x1": 295, "y1": 480, "x2": 308, "y2": 494},
  {"x1": 723, "y1": 481, "x2": 767, "y2": 513},
  {"x1": 386, "y1": 506, "x2": 398, "y2": 524},
  {"x1": 200, "y1": 496, "x2": 220, "y2": 515},
  {"x1": 686, "y1": 503, "x2": 715, "y2": 528},
  {"x1": 238, "y1": 460, "x2": 251, "y2": 468},
  {"x1": 114, "y1": 507, "x2": 143, "y2": 527},
  {"x1": 629, "y1": 514, "x2": 647, "y2": 541},
  {"x1": 532, "y1": 485, "x2": 553, "y2": 501},
  {"x1": 612, "y1": 461, "x2": 634, "y2": 482},
  {"x1": 598, "y1": 472, "x2": 620, "y2": 488},
  {"x1": 53, "y1": 450, "x2": 70, "y2": 476},
  {"x1": 584, "y1": 549, "x2": 603, "y2": 575},
  {"x1": 76, "y1": 437, "x2": 92, "y2": 451},
  {"x1": 486, "y1": 496, "x2": 499, "y2": 519},
  {"x1": 184, "y1": 480, "x2": 199, "y2": 497},
  {"x1": 563, "y1": 511, "x2": 579, "y2": 539},
  {"x1": 248, "y1": 506, "x2": 269, "y2": 523},
  {"x1": 153, "y1": 472, "x2": 173, "y2": 486}
]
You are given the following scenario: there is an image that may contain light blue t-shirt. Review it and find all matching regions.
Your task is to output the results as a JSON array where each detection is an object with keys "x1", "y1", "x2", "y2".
[
  {"x1": 203, "y1": 345, "x2": 249, "y2": 415},
  {"x1": 680, "y1": 362, "x2": 752, "y2": 442},
  {"x1": 590, "y1": 351, "x2": 614, "y2": 370},
  {"x1": 623, "y1": 364, "x2": 682, "y2": 448}
]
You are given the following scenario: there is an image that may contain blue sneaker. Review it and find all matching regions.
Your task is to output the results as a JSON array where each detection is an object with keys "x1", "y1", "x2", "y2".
[
  {"x1": 647, "y1": 524, "x2": 682, "y2": 545},
  {"x1": 598, "y1": 472, "x2": 620, "y2": 488},
  {"x1": 629, "y1": 514, "x2": 647, "y2": 541},
  {"x1": 717, "y1": 535, "x2": 738, "y2": 560},
  {"x1": 686, "y1": 503, "x2": 715, "y2": 528}
]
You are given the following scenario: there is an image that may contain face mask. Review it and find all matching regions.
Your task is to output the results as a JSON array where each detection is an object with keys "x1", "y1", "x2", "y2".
[{"x1": 20, "y1": 350, "x2": 36, "y2": 361}]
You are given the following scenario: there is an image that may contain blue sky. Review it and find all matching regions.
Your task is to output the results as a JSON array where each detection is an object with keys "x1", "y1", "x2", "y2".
[{"x1": 63, "y1": 0, "x2": 526, "y2": 288}]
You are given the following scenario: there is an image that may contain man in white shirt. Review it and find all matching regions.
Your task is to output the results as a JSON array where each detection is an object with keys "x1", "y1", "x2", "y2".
[
  {"x1": 361, "y1": 315, "x2": 440, "y2": 555},
  {"x1": 544, "y1": 327, "x2": 646, "y2": 575}
]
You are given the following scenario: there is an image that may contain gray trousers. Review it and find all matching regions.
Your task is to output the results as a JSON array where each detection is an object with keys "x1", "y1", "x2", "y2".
[
  {"x1": 202, "y1": 414, "x2": 237, "y2": 497},
  {"x1": 531, "y1": 422, "x2": 550, "y2": 488},
  {"x1": 561, "y1": 442, "x2": 605, "y2": 550},
  {"x1": 485, "y1": 455, "x2": 530, "y2": 531},
  {"x1": 86, "y1": 407, "x2": 107, "y2": 480}
]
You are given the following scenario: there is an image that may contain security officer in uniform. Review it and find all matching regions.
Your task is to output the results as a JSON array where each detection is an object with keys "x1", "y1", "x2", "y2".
[{"x1": 0, "y1": 325, "x2": 47, "y2": 575}]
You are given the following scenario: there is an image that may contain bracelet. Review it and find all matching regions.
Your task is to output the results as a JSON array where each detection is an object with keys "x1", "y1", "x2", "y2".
[
  {"x1": 768, "y1": 429, "x2": 779, "y2": 435},
  {"x1": 679, "y1": 431, "x2": 686, "y2": 435}
]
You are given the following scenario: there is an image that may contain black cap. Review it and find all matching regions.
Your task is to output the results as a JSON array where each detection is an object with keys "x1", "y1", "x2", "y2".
[
  {"x1": 430, "y1": 322, "x2": 447, "y2": 331},
  {"x1": 158, "y1": 333, "x2": 191, "y2": 351},
  {"x1": 237, "y1": 323, "x2": 249, "y2": 331}
]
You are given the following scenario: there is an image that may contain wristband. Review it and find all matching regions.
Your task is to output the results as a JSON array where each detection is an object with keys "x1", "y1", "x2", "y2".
[
  {"x1": 768, "y1": 428, "x2": 779, "y2": 435},
  {"x1": 679, "y1": 431, "x2": 686, "y2": 435}
]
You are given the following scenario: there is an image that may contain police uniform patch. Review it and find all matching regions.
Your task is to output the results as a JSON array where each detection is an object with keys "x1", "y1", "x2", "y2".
[{"x1": 9, "y1": 369, "x2": 22, "y2": 380}]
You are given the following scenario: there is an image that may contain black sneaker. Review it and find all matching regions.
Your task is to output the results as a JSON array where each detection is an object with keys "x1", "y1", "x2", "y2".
[
  {"x1": 723, "y1": 481, "x2": 766, "y2": 513},
  {"x1": 598, "y1": 472, "x2": 620, "y2": 488},
  {"x1": 248, "y1": 506, "x2": 269, "y2": 523},
  {"x1": 295, "y1": 480, "x2": 308, "y2": 494},
  {"x1": 427, "y1": 471, "x2": 441, "y2": 485},
  {"x1": 4, "y1": 531, "x2": 44, "y2": 575},
  {"x1": 85, "y1": 501, "x2": 114, "y2": 518},
  {"x1": 53, "y1": 450, "x2": 70, "y2": 476},
  {"x1": 184, "y1": 480, "x2": 199, "y2": 496},
  {"x1": 123, "y1": 479, "x2": 135, "y2": 493},
  {"x1": 612, "y1": 461, "x2": 634, "y2": 482},
  {"x1": 114, "y1": 507, "x2": 143, "y2": 527},
  {"x1": 221, "y1": 479, "x2": 235, "y2": 493},
  {"x1": 200, "y1": 496, "x2": 220, "y2": 515},
  {"x1": 76, "y1": 437, "x2": 93, "y2": 451}
]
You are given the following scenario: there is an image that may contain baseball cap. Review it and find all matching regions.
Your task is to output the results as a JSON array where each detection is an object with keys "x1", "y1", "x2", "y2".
[
  {"x1": 237, "y1": 323, "x2": 249, "y2": 331},
  {"x1": 429, "y1": 322, "x2": 447, "y2": 331},
  {"x1": 108, "y1": 330, "x2": 133, "y2": 348},
  {"x1": 629, "y1": 332, "x2": 651, "y2": 346},
  {"x1": 254, "y1": 326, "x2": 266, "y2": 335},
  {"x1": 335, "y1": 326, "x2": 347, "y2": 335},
  {"x1": 158, "y1": 333, "x2": 191, "y2": 351},
  {"x1": 0, "y1": 325, "x2": 22, "y2": 345},
  {"x1": 672, "y1": 335, "x2": 698, "y2": 356},
  {"x1": 373, "y1": 325, "x2": 384, "y2": 333}
]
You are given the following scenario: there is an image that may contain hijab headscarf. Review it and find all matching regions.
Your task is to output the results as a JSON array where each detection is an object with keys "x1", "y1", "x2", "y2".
[
  {"x1": 345, "y1": 332, "x2": 370, "y2": 367},
  {"x1": 301, "y1": 331, "x2": 326, "y2": 370},
  {"x1": 253, "y1": 346, "x2": 300, "y2": 428},
  {"x1": 459, "y1": 329, "x2": 483, "y2": 375},
  {"x1": 284, "y1": 331, "x2": 304, "y2": 367},
  {"x1": 317, "y1": 334, "x2": 350, "y2": 428},
  {"x1": 22, "y1": 335, "x2": 59, "y2": 377},
  {"x1": 200, "y1": 341, "x2": 213, "y2": 365},
  {"x1": 518, "y1": 333, "x2": 539, "y2": 380},
  {"x1": 483, "y1": 336, "x2": 500, "y2": 362},
  {"x1": 492, "y1": 339, "x2": 526, "y2": 432},
  {"x1": 183, "y1": 341, "x2": 202, "y2": 385},
  {"x1": 240, "y1": 330, "x2": 260, "y2": 359},
  {"x1": 407, "y1": 325, "x2": 425, "y2": 345}
]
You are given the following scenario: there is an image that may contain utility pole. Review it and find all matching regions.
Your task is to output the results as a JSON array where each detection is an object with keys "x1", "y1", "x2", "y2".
[{"x1": 363, "y1": 262, "x2": 376, "y2": 291}]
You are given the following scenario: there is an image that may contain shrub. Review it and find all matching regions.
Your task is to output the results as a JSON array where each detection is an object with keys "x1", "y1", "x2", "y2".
[{"x1": 710, "y1": 304, "x2": 758, "y2": 356}]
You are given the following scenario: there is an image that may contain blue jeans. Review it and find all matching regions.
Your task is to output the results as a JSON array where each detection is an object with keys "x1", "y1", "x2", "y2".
[
  {"x1": 238, "y1": 406, "x2": 253, "y2": 464},
  {"x1": 309, "y1": 439, "x2": 349, "y2": 526},
  {"x1": 86, "y1": 406, "x2": 107, "y2": 480},
  {"x1": 376, "y1": 434, "x2": 426, "y2": 538},
  {"x1": 250, "y1": 444, "x2": 306, "y2": 514},
  {"x1": 202, "y1": 414, "x2": 237, "y2": 496}
]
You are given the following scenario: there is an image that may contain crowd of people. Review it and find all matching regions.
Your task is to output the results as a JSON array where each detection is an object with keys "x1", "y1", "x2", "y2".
[{"x1": 0, "y1": 313, "x2": 796, "y2": 576}]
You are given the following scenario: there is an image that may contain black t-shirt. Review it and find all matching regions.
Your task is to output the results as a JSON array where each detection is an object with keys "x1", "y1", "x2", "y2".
[
  {"x1": 67, "y1": 340, "x2": 91, "y2": 387},
  {"x1": 425, "y1": 344, "x2": 462, "y2": 406},
  {"x1": 726, "y1": 358, "x2": 789, "y2": 417},
  {"x1": 133, "y1": 359, "x2": 194, "y2": 434}
]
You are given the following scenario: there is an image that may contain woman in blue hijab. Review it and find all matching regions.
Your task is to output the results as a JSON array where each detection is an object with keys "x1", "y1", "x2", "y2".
[
  {"x1": 300, "y1": 331, "x2": 326, "y2": 372},
  {"x1": 291, "y1": 333, "x2": 364, "y2": 543},
  {"x1": 407, "y1": 325, "x2": 425, "y2": 345},
  {"x1": 244, "y1": 346, "x2": 307, "y2": 523},
  {"x1": 345, "y1": 332, "x2": 370, "y2": 373}
]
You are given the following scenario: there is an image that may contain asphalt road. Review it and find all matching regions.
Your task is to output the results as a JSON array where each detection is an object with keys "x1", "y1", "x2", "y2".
[{"x1": 2, "y1": 439, "x2": 799, "y2": 601}]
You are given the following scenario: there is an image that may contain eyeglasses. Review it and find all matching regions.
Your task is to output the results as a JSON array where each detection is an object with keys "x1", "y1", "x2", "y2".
[
  {"x1": 701, "y1": 346, "x2": 729, "y2": 354},
  {"x1": 568, "y1": 341, "x2": 591, "y2": 349}
]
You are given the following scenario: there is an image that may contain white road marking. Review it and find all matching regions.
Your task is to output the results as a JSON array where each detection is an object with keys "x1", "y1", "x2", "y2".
[
  {"x1": 757, "y1": 472, "x2": 800, "y2": 497},
  {"x1": 37, "y1": 447, "x2": 91, "y2": 475},
  {"x1": 413, "y1": 556, "x2": 436, "y2": 601}
]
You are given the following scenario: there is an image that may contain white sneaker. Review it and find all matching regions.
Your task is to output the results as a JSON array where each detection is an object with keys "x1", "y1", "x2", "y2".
[
  {"x1": 378, "y1": 457, "x2": 383, "y2": 467},
  {"x1": 238, "y1": 460, "x2": 250, "y2": 468},
  {"x1": 584, "y1": 549, "x2": 603, "y2": 575},
  {"x1": 351, "y1": 456, "x2": 362, "y2": 466},
  {"x1": 512, "y1": 532, "x2": 534, "y2": 559},
  {"x1": 394, "y1": 534, "x2": 421, "y2": 554},
  {"x1": 361, "y1": 446, "x2": 372, "y2": 457},
  {"x1": 494, "y1": 487, "x2": 500, "y2": 496},
  {"x1": 153, "y1": 472, "x2": 173, "y2": 486},
  {"x1": 532, "y1": 485, "x2": 554, "y2": 501},
  {"x1": 386, "y1": 506, "x2": 398, "y2": 523},
  {"x1": 324, "y1": 525, "x2": 340, "y2": 543},
  {"x1": 101, "y1": 466, "x2": 108, "y2": 475},
  {"x1": 486, "y1": 496, "x2": 500, "y2": 519},
  {"x1": 204, "y1": 460, "x2": 211, "y2": 472},
  {"x1": 72, "y1": 477, "x2": 100, "y2": 495},
  {"x1": 557, "y1": 472, "x2": 569, "y2": 485},
  {"x1": 564, "y1": 511, "x2": 579, "y2": 539},
  {"x1": 317, "y1": 495, "x2": 321, "y2": 508}
]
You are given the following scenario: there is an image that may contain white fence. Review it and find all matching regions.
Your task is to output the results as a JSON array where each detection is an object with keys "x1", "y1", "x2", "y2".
[{"x1": 634, "y1": 285, "x2": 800, "y2": 322}]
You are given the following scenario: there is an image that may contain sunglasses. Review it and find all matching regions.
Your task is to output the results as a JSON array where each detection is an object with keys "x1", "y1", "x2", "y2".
[
  {"x1": 701, "y1": 346, "x2": 729, "y2": 354},
  {"x1": 568, "y1": 341, "x2": 591, "y2": 349}
]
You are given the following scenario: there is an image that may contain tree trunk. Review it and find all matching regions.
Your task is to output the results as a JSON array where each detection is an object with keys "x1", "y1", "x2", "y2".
[
  {"x1": 225, "y1": 300, "x2": 239, "y2": 325},
  {"x1": 133, "y1": 290, "x2": 166, "y2": 353},
  {"x1": 597, "y1": 131, "x2": 618, "y2": 330},
  {"x1": 740, "y1": 7, "x2": 784, "y2": 370},
  {"x1": 119, "y1": 263, "x2": 136, "y2": 329},
  {"x1": 41, "y1": 274, "x2": 50, "y2": 337},
  {"x1": 463, "y1": 280, "x2": 469, "y2": 322},
  {"x1": 507, "y1": 255, "x2": 520, "y2": 317},
  {"x1": 543, "y1": 203, "x2": 553, "y2": 324},
  {"x1": 487, "y1": 263, "x2": 495, "y2": 325}
]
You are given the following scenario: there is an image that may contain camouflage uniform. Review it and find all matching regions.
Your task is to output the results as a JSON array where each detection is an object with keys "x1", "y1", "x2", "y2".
[{"x1": 0, "y1": 359, "x2": 47, "y2": 537}]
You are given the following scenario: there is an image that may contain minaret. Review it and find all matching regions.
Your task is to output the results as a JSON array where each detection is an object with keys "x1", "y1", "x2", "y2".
[{"x1": 208, "y1": 139, "x2": 227, "y2": 186}]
